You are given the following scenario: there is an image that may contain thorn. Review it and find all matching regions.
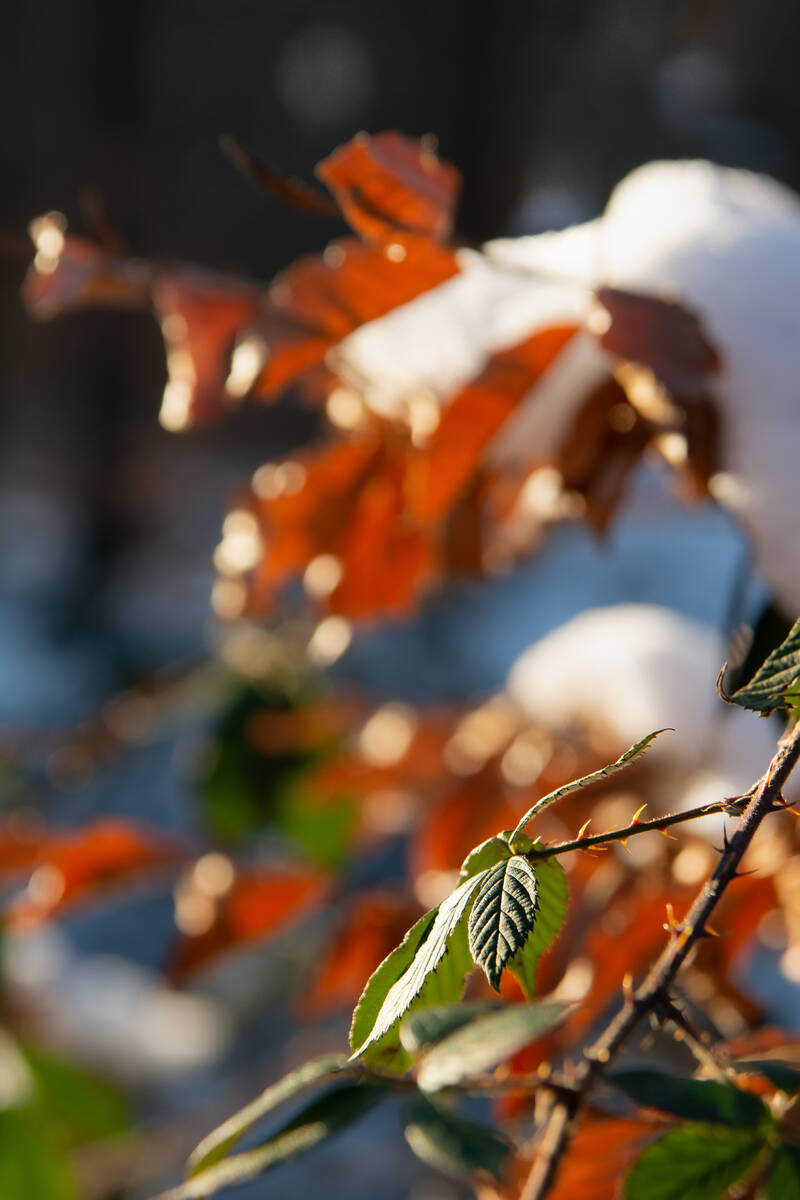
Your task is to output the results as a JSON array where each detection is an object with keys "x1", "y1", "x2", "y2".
[
  {"x1": 537, "y1": 1061, "x2": 552, "y2": 1080},
  {"x1": 630, "y1": 803, "x2": 648, "y2": 825},
  {"x1": 732, "y1": 867, "x2": 759, "y2": 879},
  {"x1": 618, "y1": 838, "x2": 631, "y2": 855},
  {"x1": 622, "y1": 972, "x2": 634, "y2": 1002},
  {"x1": 664, "y1": 902, "x2": 677, "y2": 931},
  {"x1": 661, "y1": 827, "x2": 678, "y2": 841},
  {"x1": 576, "y1": 818, "x2": 592, "y2": 840},
  {"x1": 712, "y1": 827, "x2": 731, "y2": 856},
  {"x1": 696, "y1": 924, "x2": 721, "y2": 940}
]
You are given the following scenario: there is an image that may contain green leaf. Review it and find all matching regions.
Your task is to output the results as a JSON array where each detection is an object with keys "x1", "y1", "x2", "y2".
[
  {"x1": 402, "y1": 1095, "x2": 512, "y2": 1184},
  {"x1": 201, "y1": 685, "x2": 352, "y2": 863},
  {"x1": 623, "y1": 1126, "x2": 766, "y2": 1200},
  {"x1": 507, "y1": 856, "x2": 568, "y2": 999},
  {"x1": 722, "y1": 617, "x2": 800, "y2": 714},
  {"x1": 508, "y1": 729, "x2": 670, "y2": 846},
  {"x1": 163, "y1": 1083, "x2": 387, "y2": 1200},
  {"x1": 350, "y1": 908, "x2": 438, "y2": 1065},
  {"x1": 416, "y1": 1001, "x2": 570, "y2": 1092},
  {"x1": 274, "y1": 790, "x2": 359, "y2": 870},
  {"x1": 609, "y1": 1070, "x2": 768, "y2": 1127},
  {"x1": 0, "y1": 1108, "x2": 78, "y2": 1200},
  {"x1": 188, "y1": 1053, "x2": 350, "y2": 1175},
  {"x1": 23, "y1": 1044, "x2": 131, "y2": 1148},
  {"x1": 732, "y1": 1057, "x2": 800, "y2": 1096},
  {"x1": 468, "y1": 856, "x2": 539, "y2": 991},
  {"x1": 767, "y1": 1145, "x2": 800, "y2": 1199},
  {"x1": 352, "y1": 872, "x2": 487, "y2": 1069},
  {"x1": 458, "y1": 836, "x2": 511, "y2": 881},
  {"x1": 400, "y1": 1003, "x2": 499, "y2": 1056}
]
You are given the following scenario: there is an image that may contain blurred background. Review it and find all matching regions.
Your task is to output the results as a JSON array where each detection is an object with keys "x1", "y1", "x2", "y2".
[
  {"x1": 2, "y1": 2, "x2": 800, "y2": 1197},
  {"x1": 5, "y1": 0, "x2": 800, "y2": 716}
]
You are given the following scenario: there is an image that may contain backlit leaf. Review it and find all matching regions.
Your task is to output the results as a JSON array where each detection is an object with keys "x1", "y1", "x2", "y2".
[
  {"x1": 152, "y1": 270, "x2": 259, "y2": 425},
  {"x1": 317, "y1": 131, "x2": 460, "y2": 244},
  {"x1": 251, "y1": 237, "x2": 458, "y2": 399},
  {"x1": 406, "y1": 326, "x2": 578, "y2": 525}
]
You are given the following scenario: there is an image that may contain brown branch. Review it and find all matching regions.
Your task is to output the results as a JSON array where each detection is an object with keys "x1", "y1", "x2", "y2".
[
  {"x1": 528, "y1": 798, "x2": 733, "y2": 859},
  {"x1": 519, "y1": 717, "x2": 800, "y2": 1200},
  {"x1": 219, "y1": 137, "x2": 341, "y2": 219}
]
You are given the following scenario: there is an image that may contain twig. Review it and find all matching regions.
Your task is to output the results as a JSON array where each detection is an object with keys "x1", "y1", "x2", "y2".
[
  {"x1": 528, "y1": 799, "x2": 732, "y2": 859},
  {"x1": 519, "y1": 717, "x2": 800, "y2": 1200},
  {"x1": 219, "y1": 137, "x2": 341, "y2": 219}
]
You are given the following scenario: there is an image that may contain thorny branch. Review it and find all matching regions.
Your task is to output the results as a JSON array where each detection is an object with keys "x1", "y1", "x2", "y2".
[
  {"x1": 519, "y1": 717, "x2": 800, "y2": 1200},
  {"x1": 528, "y1": 798, "x2": 736, "y2": 859}
]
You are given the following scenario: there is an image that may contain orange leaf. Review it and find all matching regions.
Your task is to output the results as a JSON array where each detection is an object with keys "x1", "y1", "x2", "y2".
[
  {"x1": 253, "y1": 237, "x2": 459, "y2": 398},
  {"x1": 317, "y1": 131, "x2": 460, "y2": 244},
  {"x1": 23, "y1": 221, "x2": 151, "y2": 318},
  {"x1": 546, "y1": 1111, "x2": 652, "y2": 1200},
  {"x1": 0, "y1": 820, "x2": 46, "y2": 874},
  {"x1": 170, "y1": 866, "x2": 328, "y2": 980},
  {"x1": 330, "y1": 464, "x2": 435, "y2": 617},
  {"x1": 300, "y1": 891, "x2": 419, "y2": 1018},
  {"x1": 7, "y1": 820, "x2": 181, "y2": 926},
  {"x1": 152, "y1": 269, "x2": 260, "y2": 425},
  {"x1": 411, "y1": 774, "x2": 518, "y2": 877},
  {"x1": 406, "y1": 326, "x2": 578, "y2": 524}
]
